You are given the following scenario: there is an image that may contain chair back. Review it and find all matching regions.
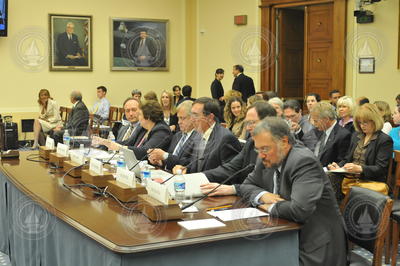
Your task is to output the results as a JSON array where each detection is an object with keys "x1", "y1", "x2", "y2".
[
  {"x1": 108, "y1": 106, "x2": 119, "y2": 126},
  {"x1": 341, "y1": 186, "x2": 392, "y2": 263},
  {"x1": 392, "y1": 151, "x2": 400, "y2": 199}
]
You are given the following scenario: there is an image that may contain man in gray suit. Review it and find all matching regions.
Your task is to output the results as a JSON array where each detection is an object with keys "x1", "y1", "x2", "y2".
[
  {"x1": 115, "y1": 97, "x2": 145, "y2": 146},
  {"x1": 240, "y1": 117, "x2": 347, "y2": 266}
]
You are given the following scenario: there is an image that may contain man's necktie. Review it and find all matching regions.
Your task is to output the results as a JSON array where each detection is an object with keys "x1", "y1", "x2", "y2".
[
  {"x1": 197, "y1": 138, "x2": 207, "y2": 172},
  {"x1": 318, "y1": 132, "x2": 326, "y2": 156},
  {"x1": 275, "y1": 169, "x2": 281, "y2": 195},
  {"x1": 121, "y1": 126, "x2": 133, "y2": 142},
  {"x1": 173, "y1": 133, "x2": 187, "y2": 156}
]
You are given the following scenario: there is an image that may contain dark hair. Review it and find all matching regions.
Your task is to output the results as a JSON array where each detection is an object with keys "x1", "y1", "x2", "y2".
[
  {"x1": 215, "y1": 68, "x2": 224, "y2": 74},
  {"x1": 254, "y1": 117, "x2": 296, "y2": 145},
  {"x1": 396, "y1": 94, "x2": 400, "y2": 101},
  {"x1": 144, "y1": 91, "x2": 158, "y2": 101},
  {"x1": 123, "y1": 97, "x2": 141, "y2": 108},
  {"x1": 141, "y1": 100, "x2": 164, "y2": 123},
  {"x1": 264, "y1": 91, "x2": 277, "y2": 100},
  {"x1": 172, "y1": 85, "x2": 181, "y2": 92},
  {"x1": 329, "y1": 89, "x2": 340, "y2": 97},
  {"x1": 306, "y1": 93, "x2": 321, "y2": 102},
  {"x1": 97, "y1": 86, "x2": 107, "y2": 93},
  {"x1": 193, "y1": 97, "x2": 220, "y2": 121},
  {"x1": 248, "y1": 101, "x2": 277, "y2": 119},
  {"x1": 359, "y1": 97, "x2": 370, "y2": 106},
  {"x1": 255, "y1": 91, "x2": 271, "y2": 101},
  {"x1": 131, "y1": 89, "x2": 142, "y2": 96},
  {"x1": 283, "y1": 99, "x2": 301, "y2": 113},
  {"x1": 233, "y1": 65, "x2": 244, "y2": 73},
  {"x1": 182, "y1": 85, "x2": 192, "y2": 97}
]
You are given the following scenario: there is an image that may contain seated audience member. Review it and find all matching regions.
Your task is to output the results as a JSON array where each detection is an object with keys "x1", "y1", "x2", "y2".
[
  {"x1": 309, "y1": 102, "x2": 351, "y2": 167},
  {"x1": 224, "y1": 96, "x2": 247, "y2": 140},
  {"x1": 160, "y1": 90, "x2": 178, "y2": 132},
  {"x1": 305, "y1": 93, "x2": 321, "y2": 118},
  {"x1": 390, "y1": 105, "x2": 400, "y2": 151},
  {"x1": 224, "y1": 89, "x2": 242, "y2": 101},
  {"x1": 374, "y1": 100, "x2": 392, "y2": 134},
  {"x1": 105, "y1": 101, "x2": 171, "y2": 159},
  {"x1": 172, "y1": 85, "x2": 183, "y2": 106},
  {"x1": 32, "y1": 89, "x2": 62, "y2": 148},
  {"x1": 247, "y1": 94, "x2": 264, "y2": 106},
  {"x1": 143, "y1": 91, "x2": 158, "y2": 102},
  {"x1": 91, "y1": 86, "x2": 110, "y2": 123},
  {"x1": 268, "y1": 97, "x2": 284, "y2": 117},
  {"x1": 356, "y1": 96, "x2": 369, "y2": 106},
  {"x1": 283, "y1": 99, "x2": 317, "y2": 151},
  {"x1": 177, "y1": 85, "x2": 196, "y2": 105},
  {"x1": 51, "y1": 91, "x2": 89, "y2": 143},
  {"x1": 337, "y1": 96, "x2": 355, "y2": 134},
  {"x1": 201, "y1": 101, "x2": 276, "y2": 191},
  {"x1": 210, "y1": 68, "x2": 225, "y2": 108},
  {"x1": 148, "y1": 101, "x2": 200, "y2": 170},
  {"x1": 239, "y1": 118, "x2": 347, "y2": 265},
  {"x1": 255, "y1": 91, "x2": 270, "y2": 101},
  {"x1": 131, "y1": 89, "x2": 142, "y2": 102},
  {"x1": 328, "y1": 89, "x2": 341, "y2": 109},
  {"x1": 396, "y1": 94, "x2": 400, "y2": 106},
  {"x1": 328, "y1": 103, "x2": 393, "y2": 201},
  {"x1": 173, "y1": 97, "x2": 241, "y2": 174}
]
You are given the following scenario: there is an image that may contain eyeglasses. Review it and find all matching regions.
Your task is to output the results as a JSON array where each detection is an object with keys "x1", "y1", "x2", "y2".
[{"x1": 254, "y1": 146, "x2": 271, "y2": 154}]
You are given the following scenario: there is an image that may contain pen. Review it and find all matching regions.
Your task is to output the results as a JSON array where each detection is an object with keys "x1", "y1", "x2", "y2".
[{"x1": 206, "y1": 204, "x2": 233, "y2": 211}]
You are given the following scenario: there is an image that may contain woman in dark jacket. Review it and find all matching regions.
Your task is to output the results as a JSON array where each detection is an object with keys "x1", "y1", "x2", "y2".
[{"x1": 328, "y1": 103, "x2": 393, "y2": 200}]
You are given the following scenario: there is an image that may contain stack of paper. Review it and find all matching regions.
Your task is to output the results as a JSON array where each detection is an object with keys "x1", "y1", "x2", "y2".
[
  {"x1": 207, "y1": 208, "x2": 268, "y2": 222},
  {"x1": 178, "y1": 219, "x2": 226, "y2": 230}
]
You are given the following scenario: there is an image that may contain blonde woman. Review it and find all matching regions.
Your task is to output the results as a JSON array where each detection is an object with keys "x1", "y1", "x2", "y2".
[
  {"x1": 374, "y1": 101, "x2": 392, "y2": 134},
  {"x1": 328, "y1": 103, "x2": 393, "y2": 200},
  {"x1": 224, "y1": 96, "x2": 247, "y2": 140},
  {"x1": 160, "y1": 90, "x2": 178, "y2": 132},
  {"x1": 32, "y1": 89, "x2": 62, "y2": 148},
  {"x1": 337, "y1": 96, "x2": 355, "y2": 134}
]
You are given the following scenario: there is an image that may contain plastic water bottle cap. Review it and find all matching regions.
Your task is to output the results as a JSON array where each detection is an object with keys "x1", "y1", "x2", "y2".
[{"x1": 176, "y1": 169, "x2": 182, "y2": 175}]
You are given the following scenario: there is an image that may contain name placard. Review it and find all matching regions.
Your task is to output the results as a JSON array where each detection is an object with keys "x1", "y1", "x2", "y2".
[
  {"x1": 146, "y1": 180, "x2": 169, "y2": 205},
  {"x1": 89, "y1": 158, "x2": 103, "y2": 175},
  {"x1": 45, "y1": 136, "x2": 55, "y2": 150},
  {"x1": 116, "y1": 168, "x2": 136, "y2": 188},
  {"x1": 56, "y1": 143, "x2": 69, "y2": 157},
  {"x1": 70, "y1": 151, "x2": 85, "y2": 165}
]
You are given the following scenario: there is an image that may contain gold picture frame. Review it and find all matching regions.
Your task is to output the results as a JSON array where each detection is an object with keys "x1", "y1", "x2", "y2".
[
  {"x1": 49, "y1": 14, "x2": 93, "y2": 71},
  {"x1": 110, "y1": 17, "x2": 169, "y2": 71}
]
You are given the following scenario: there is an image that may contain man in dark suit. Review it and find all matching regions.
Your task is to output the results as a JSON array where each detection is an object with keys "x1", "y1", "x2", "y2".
[
  {"x1": 310, "y1": 102, "x2": 351, "y2": 167},
  {"x1": 116, "y1": 97, "x2": 145, "y2": 146},
  {"x1": 173, "y1": 97, "x2": 241, "y2": 174},
  {"x1": 240, "y1": 117, "x2": 347, "y2": 266},
  {"x1": 148, "y1": 101, "x2": 201, "y2": 170},
  {"x1": 56, "y1": 22, "x2": 85, "y2": 66},
  {"x1": 202, "y1": 101, "x2": 276, "y2": 189},
  {"x1": 210, "y1": 68, "x2": 225, "y2": 109},
  {"x1": 176, "y1": 85, "x2": 196, "y2": 106},
  {"x1": 132, "y1": 30, "x2": 157, "y2": 67},
  {"x1": 51, "y1": 91, "x2": 89, "y2": 143},
  {"x1": 232, "y1": 65, "x2": 255, "y2": 103}
]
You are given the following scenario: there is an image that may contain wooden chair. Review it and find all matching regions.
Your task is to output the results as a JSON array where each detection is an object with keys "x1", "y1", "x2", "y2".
[
  {"x1": 107, "y1": 106, "x2": 119, "y2": 126},
  {"x1": 59, "y1": 106, "x2": 70, "y2": 123},
  {"x1": 118, "y1": 107, "x2": 124, "y2": 121},
  {"x1": 340, "y1": 186, "x2": 393, "y2": 266},
  {"x1": 388, "y1": 151, "x2": 400, "y2": 265}
]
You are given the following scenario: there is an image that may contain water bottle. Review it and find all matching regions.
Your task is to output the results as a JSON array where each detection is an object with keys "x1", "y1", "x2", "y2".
[
  {"x1": 174, "y1": 169, "x2": 185, "y2": 204},
  {"x1": 108, "y1": 131, "x2": 116, "y2": 142},
  {"x1": 63, "y1": 130, "x2": 71, "y2": 147},
  {"x1": 117, "y1": 155, "x2": 126, "y2": 168},
  {"x1": 79, "y1": 144, "x2": 85, "y2": 152},
  {"x1": 141, "y1": 161, "x2": 151, "y2": 185}
]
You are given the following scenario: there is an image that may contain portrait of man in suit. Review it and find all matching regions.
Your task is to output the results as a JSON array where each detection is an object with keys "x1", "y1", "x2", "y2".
[
  {"x1": 50, "y1": 14, "x2": 92, "y2": 71},
  {"x1": 111, "y1": 18, "x2": 168, "y2": 71}
]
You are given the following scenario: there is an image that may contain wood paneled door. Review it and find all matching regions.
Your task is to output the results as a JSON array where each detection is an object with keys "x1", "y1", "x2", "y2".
[{"x1": 260, "y1": 0, "x2": 347, "y2": 101}]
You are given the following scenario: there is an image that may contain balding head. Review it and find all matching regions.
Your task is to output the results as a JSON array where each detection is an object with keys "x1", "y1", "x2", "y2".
[{"x1": 70, "y1": 90, "x2": 82, "y2": 104}]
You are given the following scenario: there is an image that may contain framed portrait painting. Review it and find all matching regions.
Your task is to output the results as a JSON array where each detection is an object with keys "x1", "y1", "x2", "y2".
[
  {"x1": 49, "y1": 14, "x2": 92, "y2": 71},
  {"x1": 111, "y1": 18, "x2": 169, "y2": 71}
]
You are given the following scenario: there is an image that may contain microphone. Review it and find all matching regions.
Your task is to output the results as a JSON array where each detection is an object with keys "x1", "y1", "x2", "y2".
[
  {"x1": 128, "y1": 136, "x2": 171, "y2": 171},
  {"x1": 181, "y1": 163, "x2": 255, "y2": 211},
  {"x1": 160, "y1": 156, "x2": 205, "y2": 184}
]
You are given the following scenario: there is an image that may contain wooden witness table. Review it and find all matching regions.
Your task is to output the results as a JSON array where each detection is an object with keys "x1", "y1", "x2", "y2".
[{"x1": 0, "y1": 151, "x2": 300, "y2": 266}]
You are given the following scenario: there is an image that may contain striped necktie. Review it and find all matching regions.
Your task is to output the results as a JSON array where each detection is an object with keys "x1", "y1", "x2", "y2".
[{"x1": 173, "y1": 133, "x2": 187, "y2": 156}]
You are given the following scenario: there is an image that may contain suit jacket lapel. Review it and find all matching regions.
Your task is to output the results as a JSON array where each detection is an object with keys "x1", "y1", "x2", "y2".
[
  {"x1": 262, "y1": 168, "x2": 275, "y2": 193},
  {"x1": 319, "y1": 125, "x2": 337, "y2": 158}
]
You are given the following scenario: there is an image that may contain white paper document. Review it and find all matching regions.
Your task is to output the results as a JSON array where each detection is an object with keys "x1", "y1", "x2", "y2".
[
  {"x1": 178, "y1": 218, "x2": 226, "y2": 230},
  {"x1": 327, "y1": 168, "x2": 348, "y2": 174},
  {"x1": 150, "y1": 170, "x2": 210, "y2": 198},
  {"x1": 207, "y1": 208, "x2": 269, "y2": 222},
  {"x1": 181, "y1": 205, "x2": 199, "y2": 213}
]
